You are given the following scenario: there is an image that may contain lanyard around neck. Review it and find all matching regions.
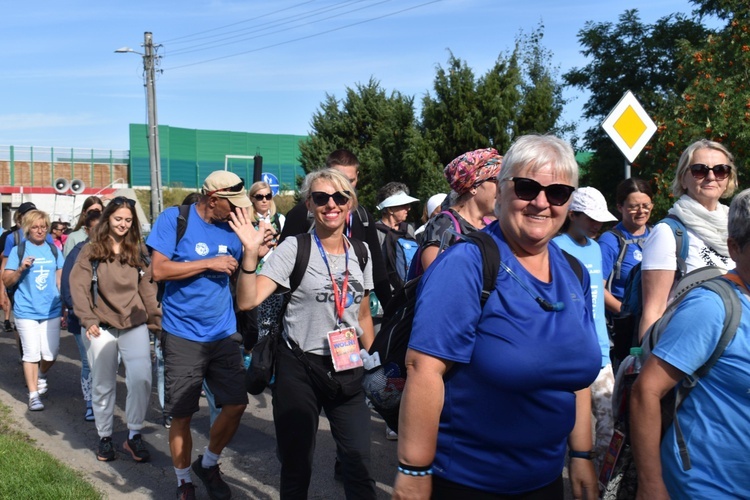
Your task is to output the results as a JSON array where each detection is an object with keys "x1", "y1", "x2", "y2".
[{"x1": 312, "y1": 231, "x2": 350, "y2": 323}]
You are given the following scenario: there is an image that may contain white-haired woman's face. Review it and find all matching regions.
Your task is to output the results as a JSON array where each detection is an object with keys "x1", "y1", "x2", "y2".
[
  {"x1": 496, "y1": 163, "x2": 573, "y2": 252},
  {"x1": 681, "y1": 148, "x2": 731, "y2": 210}
]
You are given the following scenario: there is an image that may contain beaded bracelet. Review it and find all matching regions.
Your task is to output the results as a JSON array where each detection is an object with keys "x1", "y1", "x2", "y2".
[{"x1": 397, "y1": 462, "x2": 433, "y2": 476}]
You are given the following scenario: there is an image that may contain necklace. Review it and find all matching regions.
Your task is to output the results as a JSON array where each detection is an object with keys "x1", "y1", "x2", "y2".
[{"x1": 326, "y1": 251, "x2": 344, "y2": 272}]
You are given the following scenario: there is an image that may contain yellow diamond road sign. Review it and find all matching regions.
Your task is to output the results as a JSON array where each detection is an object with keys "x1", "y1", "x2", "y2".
[{"x1": 602, "y1": 91, "x2": 656, "y2": 163}]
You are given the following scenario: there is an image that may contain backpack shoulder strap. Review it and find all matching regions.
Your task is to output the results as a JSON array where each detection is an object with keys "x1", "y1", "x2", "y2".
[
  {"x1": 289, "y1": 234, "x2": 312, "y2": 294},
  {"x1": 561, "y1": 250, "x2": 585, "y2": 287},
  {"x1": 464, "y1": 232, "x2": 500, "y2": 306},
  {"x1": 176, "y1": 204, "x2": 191, "y2": 246},
  {"x1": 16, "y1": 240, "x2": 25, "y2": 261},
  {"x1": 605, "y1": 228, "x2": 627, "y2": 289},
  {"x1": 440, "y1": 210, "x2": 462, "y2": 235},
  {"x1": 355, "y1": 205, "x2": 369, "y2": 228},
  {"x1": 14, "y1": 229, "x2": 21, "y2": 247},
  {"x1": 348, "y1": 237, "x2": 369, "y2": 273},
  {"x1": 662, "y1": 215, "x2": 688, "y2": 276},
  {"x1": 47, "y1": 241, "x2": 59, "y2": 262},
  {"x1": 672, "y1": 275, "x2": 744, "y2": 470}
]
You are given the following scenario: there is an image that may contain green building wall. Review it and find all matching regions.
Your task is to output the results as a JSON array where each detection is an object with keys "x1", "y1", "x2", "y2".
[{"x1": 129, "y1": 124, "x2": 307, "y2": 190}]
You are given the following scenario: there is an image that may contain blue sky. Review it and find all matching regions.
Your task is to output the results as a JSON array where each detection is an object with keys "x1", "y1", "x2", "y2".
[{"x1": 2, "y1": 0, "x2": 703, "y2": 151}]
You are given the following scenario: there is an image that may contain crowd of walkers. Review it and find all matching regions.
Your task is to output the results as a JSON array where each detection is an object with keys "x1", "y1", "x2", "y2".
[{"x1": 1, "y1": 135, "x2": 747, "y2": 499}]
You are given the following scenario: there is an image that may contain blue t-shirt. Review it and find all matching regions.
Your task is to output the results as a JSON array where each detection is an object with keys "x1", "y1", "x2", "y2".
[
  {"x1": 598, "y1": 223, "x2": 649, "y2": 300},
  {"x1": 146, "y1": 205, "x2": 242, "y2": 342},
  {"x1": 653, "y1": 283, "x2": 750, "y2": 498},
  {"x1": 5, "y1": 241, "x2": 64, "y2": 320},
  {"x1": 3, "y1": 230, "x2": 55, "y2": 258},
  {"x1": 409, "y1": 223, "x2": 601, "y2": 495},
  {"x1": 553, "y1": 233, "x2": 610, "y2": 367}
]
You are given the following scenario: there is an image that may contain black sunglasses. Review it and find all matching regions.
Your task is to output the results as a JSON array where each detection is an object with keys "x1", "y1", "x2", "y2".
[
  {"x1": 253, "y1": 193, "x2": 273, "y2": 201},
  {"x1": 310, "y1": 191, "x2": 351, "y2": 207},
  {"x1": 508, "y1": 177, "x2": 575, "y2": 206},
  {"x1": 689, "y1": 163, "x2": 731, "y2": 181},
  {"x1": 206, "y1": 179, "x2": 245, "y2": 196},
  {"x1": 110, "y1": 196, "x2": 136, "y2": 208}
]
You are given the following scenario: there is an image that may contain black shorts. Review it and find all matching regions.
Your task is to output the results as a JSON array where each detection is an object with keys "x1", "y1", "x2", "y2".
[{"x1": 163, "y1": 331, "x2": 248, "y2": 418}]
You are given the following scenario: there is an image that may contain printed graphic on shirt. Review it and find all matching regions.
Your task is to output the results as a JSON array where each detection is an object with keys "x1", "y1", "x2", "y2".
[
  {"x1": 32, "y1": 257, "x2": 54, "y2": 291},
  {"x1": 195, "y1": 242, "x2": 209, "y2": 256}
]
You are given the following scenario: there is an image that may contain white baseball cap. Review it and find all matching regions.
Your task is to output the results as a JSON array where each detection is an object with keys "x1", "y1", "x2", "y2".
[
  {"x1": 569, "y1": 187, "x2": 617, "y2": 222},
  {"x1": 426, "y1": 193, "x2": 447, "y2": 215}
]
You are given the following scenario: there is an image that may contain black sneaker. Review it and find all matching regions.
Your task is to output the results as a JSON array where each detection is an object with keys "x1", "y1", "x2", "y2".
[
  {"x1": 191, "y1": 455, "x2": 231, "y2": 500},
  {"x1": 97, "y1": 437, "x2": 115, "y2": 462},
  {"x1": 176, "y1": 480, "x2": 196, "y2": 500},
  {"x1": 123, "y1": 434, "x2": 150, "y2": 462}
]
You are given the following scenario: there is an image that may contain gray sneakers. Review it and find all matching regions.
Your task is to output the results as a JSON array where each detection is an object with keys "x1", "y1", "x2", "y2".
[{"x1": 28, "y1": 395, "x2": 44, "y2": 411}]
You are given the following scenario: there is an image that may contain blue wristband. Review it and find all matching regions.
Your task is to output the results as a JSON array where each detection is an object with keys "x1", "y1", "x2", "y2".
[{"x1": 397, "y1": 462, "x2": 433, "y2": 476}]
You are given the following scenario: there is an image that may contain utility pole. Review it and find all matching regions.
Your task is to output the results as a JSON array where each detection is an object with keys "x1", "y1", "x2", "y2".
[
  {"x1": 143, "y1": 32, "x2": 163, "y2": 221},
  {"x1": 116, "y1": 32, "x2": 163, "y2": 223}
]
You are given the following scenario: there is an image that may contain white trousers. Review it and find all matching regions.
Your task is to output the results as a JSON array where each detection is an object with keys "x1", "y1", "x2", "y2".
[
  {"x1": 83, "y1": 324, "x2": 152, "y2": 438},
  {"x1": 16, "y1": 318, "x2": 60, "y2": 363}
]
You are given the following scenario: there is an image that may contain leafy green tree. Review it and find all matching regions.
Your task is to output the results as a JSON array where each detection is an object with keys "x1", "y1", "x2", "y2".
[
  {"x1": 643, "y1": 0, "x2": 749, "y2": 207},
  {"x1": 298, "y1": 78, "x2": 440, "y2": 213},
  {"x1": 564, "y1": 9, "x2": 708, "y2": 206},
  {"x1": 422, "y1": 24, "x2": 568, "y2": 167}
]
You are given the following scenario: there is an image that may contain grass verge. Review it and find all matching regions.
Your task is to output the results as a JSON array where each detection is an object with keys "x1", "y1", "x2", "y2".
[{"x1": 0, "y1": 401, "x2": 101, "y2": 499}]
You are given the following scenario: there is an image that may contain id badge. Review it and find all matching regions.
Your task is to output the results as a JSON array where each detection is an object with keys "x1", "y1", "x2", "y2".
[{"x1": 327, "y1": 326, "x2": 363, "y2": 372}]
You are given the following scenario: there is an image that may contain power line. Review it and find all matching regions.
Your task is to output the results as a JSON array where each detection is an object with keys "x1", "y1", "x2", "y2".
[
  {"x1": 167, "y1": 0, "x2": 388, "y2": 57},
  {"x1": 162, "y1": 0, "x2": 316, "y2": 44},
  {"x1": 165, "y1": 0, "x2": 440, "y2": 71},
  {"x1": 167, "y1": 0, "x2": 374, "y2": 57}
]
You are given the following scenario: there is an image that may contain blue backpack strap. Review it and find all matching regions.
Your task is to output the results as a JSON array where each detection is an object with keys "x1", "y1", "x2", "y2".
[{"x1": 662, "y1": 215, "x2": 688, "y2": 278}]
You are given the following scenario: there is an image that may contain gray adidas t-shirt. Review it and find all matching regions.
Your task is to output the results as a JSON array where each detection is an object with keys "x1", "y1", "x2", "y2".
[{"x1": 259, "y1": 235, "x2": 374, "y2": 355}]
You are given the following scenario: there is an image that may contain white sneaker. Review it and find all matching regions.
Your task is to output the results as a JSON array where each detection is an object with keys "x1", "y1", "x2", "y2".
[
  {"x1": 385, "y1": 427, "x2": 398, "y2": 441},
  {"x1": 28, "y1": 395, "x2": 44, "y2": 411},
  {"x1": 37, "y1": 378, "x2": 48, "y2": 396}
]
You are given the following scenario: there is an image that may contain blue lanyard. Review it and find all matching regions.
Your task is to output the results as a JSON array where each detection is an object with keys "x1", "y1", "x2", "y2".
[
  {"x1": 312, "y1": 232, "x2": 350, "y2": 323},
  {"x1": 345, "y1": 212, "x2": 353, "y2": 239}
]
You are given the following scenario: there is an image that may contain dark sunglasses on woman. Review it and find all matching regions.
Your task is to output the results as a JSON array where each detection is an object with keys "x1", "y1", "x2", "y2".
[
  {"x1": 689, "y1": 163, "x2": 732, "y2": 181},
  {"x1": 310, "y1": 191, "x2": 351, "y2": 207},
  {"x1": 508, "y1": 177, "x2": 576, "y2": 206},
  {"x1": 253, "y1": 193, "x2": 273, "y2": 201}
]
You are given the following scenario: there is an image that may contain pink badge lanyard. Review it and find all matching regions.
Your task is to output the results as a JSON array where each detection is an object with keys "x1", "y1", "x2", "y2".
[{"x1": 312, "y1": 231, "x2": 350, "y2": 325}]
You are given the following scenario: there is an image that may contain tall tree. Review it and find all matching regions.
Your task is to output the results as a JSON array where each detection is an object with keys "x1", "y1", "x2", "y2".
[
  {"x1": 298, "y1": 78, "x2": 439, "y2": 212},
  {"x1": 564, "y1": 9, "x2": 708, "y2": 205}
]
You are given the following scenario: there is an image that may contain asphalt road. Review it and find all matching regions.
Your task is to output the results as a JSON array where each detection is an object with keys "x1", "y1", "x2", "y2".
[{"x1": 0, "y1": 329, "x2": 398, "y2": 499}]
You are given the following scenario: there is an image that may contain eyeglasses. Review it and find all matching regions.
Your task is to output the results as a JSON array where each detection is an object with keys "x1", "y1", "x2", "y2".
[
  {"x1": 689, "y1": 163, "x2": 732, "y2": 181},
  {"x1": 205, "y1": 179, "x2": 245, "y2": 197},
  {"x1": 253, "y1": 193, "x2": 273, "y2": 201},
  {"x1": 625, "y1": 203, "x2": 653, "y2": 213},
  {"x1": 310, "y1": 191, "x2": 352, "y2": 207},
  {"x1": 110, "y1": 196, "x2": 136, "y2": 208},
  {"x1": 508, "y1": 177, "x2": 576, "y2": 206}
]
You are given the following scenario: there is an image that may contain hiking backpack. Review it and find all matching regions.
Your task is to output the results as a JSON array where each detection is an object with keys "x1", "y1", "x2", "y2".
[
  {"x1": 362, "y1": 231, "x2": 584, "y2": 432},
  {"x1": 603, "y1": 227, "x2": 650, "y2": 293},
  {"x1": 375, "y1": 221, "x2": 418, "y2": 292}
]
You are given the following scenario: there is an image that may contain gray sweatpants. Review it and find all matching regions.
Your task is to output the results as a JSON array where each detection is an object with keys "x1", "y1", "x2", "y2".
[{"x1": 83, "y1": 323, "x2": 152, "y2": 438}]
